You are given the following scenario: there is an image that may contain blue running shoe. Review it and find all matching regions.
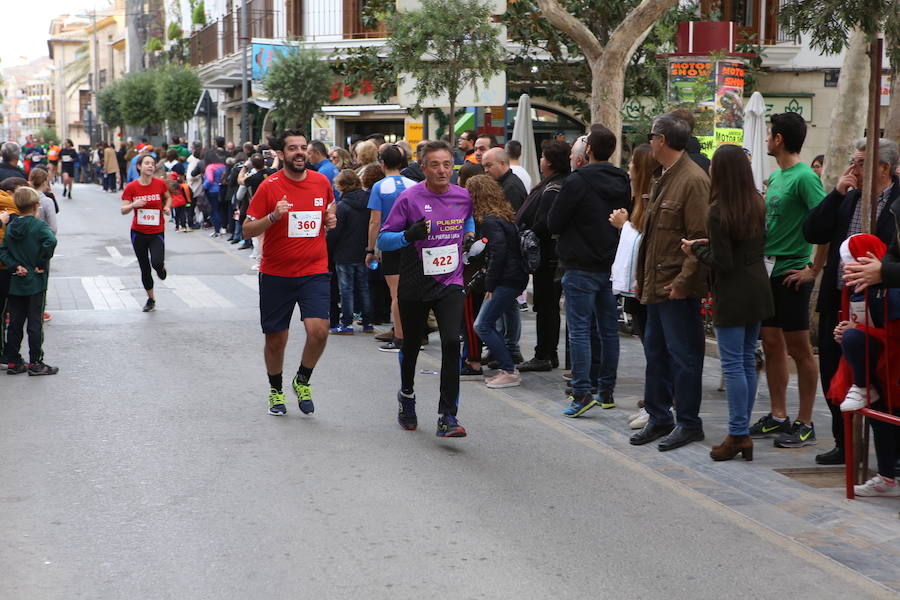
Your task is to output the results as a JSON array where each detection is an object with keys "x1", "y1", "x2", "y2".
[
  {"x1": 563, "y1": 393, "x2": 598, "y2": 418},
  {"x1": 292, "y1": 376, "x2": 314, "y2": 414},
  {"x1": 436, "y1": 414, "x2": 467, "y2": 437},
  {"x1": 397, "y1": 391, "x2": 417, "y2": 430},
  {"x1": 329, "y1": 324, "x2": 354, "y2": 335},
  {"x1": 268, "y1": 388, "x2": 286, "y2": 416}
]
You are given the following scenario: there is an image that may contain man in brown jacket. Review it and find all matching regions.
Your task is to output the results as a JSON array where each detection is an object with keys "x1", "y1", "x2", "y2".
[{"x1": 630, "y1": 113, "x2": 710, "y2": 451}]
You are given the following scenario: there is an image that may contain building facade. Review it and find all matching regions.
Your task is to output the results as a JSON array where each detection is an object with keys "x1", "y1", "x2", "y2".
[{"x1": 0, "y1": 58, "x2": 54, "y2": 143}]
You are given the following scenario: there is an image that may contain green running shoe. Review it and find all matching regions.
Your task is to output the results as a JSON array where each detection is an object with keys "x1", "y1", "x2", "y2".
[
  {"x1": 292, "y1": 376, "x2": 315, "y2": 414},
  {"x1": 268, "y1": 388, "x2": 286, "y2": 416}
]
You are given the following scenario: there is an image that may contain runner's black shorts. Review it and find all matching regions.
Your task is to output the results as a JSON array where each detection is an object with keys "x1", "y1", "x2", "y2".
[
  {"x1": 380, "y1": 249, "x2": 402, "y2": 276},
  {"x1": 258, "y1": 272, "x2": 330, "y2": 333},
  {"x1": 761, "y1": 275, "x2": 813, "y2": 332}
]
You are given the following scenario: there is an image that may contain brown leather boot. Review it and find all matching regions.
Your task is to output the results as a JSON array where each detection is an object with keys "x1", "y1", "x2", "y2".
[{"x1": 710, "y1": 434, "x2": 753, "y2": 461}]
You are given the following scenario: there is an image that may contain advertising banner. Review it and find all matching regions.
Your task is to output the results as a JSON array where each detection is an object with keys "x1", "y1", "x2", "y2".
[
  {"x1": 667, "y1": 57, "x2": 747, "y2": 158},
  {"x1": 251, "y1": 42, "x2": 294, "y2": 81}
]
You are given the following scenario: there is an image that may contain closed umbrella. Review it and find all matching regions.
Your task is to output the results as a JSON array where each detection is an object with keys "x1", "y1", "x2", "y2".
[
  {"x1": 743, "y1": 91, "x2": 769, "y2": 193},
  {"x1": 511, "y1": 94, "x2": 539, "y2": 190}
]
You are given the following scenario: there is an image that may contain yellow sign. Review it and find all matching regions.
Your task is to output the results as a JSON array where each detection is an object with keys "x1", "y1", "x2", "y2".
[
  {"x1": 697, "y1": 136, "x2": 715, "y2": 158},
  {"x1": 715, "y1": 128, "x2": 744, "y2": 146},
  {"x1": 406, "y1": 122, "x2": 424, "y2": 153}
]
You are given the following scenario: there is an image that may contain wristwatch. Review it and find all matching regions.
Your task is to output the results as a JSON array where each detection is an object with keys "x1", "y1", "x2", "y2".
[{"x1": 366, "y1": 249, "x2": 375, "y2": 254}]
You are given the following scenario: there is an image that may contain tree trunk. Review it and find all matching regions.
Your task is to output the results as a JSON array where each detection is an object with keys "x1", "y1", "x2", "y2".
[
  {"x1": 821, "y1": 29, "x2": 871, "y2": 191},
  {"x1": 537, "y1": 0, "x2": 678, "y2": 165},
  {"x1": 590, "y1": 56, "x2": 626, "y2": 163}
]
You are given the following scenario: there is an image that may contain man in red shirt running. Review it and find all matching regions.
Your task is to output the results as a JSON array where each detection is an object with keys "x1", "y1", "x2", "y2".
[{"x1": 244, "y1": 130, "x2": 337, "y2": 416}]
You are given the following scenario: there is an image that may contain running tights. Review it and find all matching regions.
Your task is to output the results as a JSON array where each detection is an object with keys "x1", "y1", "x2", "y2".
[
  {"x1": 399, "y1": 290, "x2": 465, "y2": 416},
  {"x1": 131, "y1": 231, "x2": 165, "y2": 291}
]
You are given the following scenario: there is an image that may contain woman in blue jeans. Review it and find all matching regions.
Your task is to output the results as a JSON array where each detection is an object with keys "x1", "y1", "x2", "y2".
[
  {"x1": 682, "y1": 144, "x2": 774, "y2": 461},
  {"x1": 468, "y1": 175, "x2": 529, "y2": 389}
]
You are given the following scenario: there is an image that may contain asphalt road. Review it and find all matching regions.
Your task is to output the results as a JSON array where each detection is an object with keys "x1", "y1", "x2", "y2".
[{"x1": 1, "y1": 182, "x2": 894, "y2": 599}]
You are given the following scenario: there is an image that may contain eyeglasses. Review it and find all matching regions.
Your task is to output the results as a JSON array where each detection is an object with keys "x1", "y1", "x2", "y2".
[{"x1": 647, "y1": 133, "x2": 660, "y2": 142}]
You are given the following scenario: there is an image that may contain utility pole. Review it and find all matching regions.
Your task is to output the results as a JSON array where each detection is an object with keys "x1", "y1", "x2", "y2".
[
  {"x1": 239, "y1": 0, "x2": 249, "y2": 143},
  {"x1": 91, "y1": 9, "x2": 100, "y2": 143}
]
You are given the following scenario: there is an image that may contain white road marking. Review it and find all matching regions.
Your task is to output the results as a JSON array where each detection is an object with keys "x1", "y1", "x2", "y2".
[
  {"x1": 80, "y1": 276, "x2": 141, "y2": 310},
  {"x1": 157, "y1": 275, "x2": 234, "y2": 308},
  {"x1": 97, "y1": 246, "x2": 137, "y2": 267},
  {"x1": 234, "y1": 274, "x2": 258, "y2": 291}
]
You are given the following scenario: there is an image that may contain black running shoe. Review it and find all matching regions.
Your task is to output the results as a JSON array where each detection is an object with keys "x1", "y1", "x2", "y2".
[
  {"x1": 143, "y1": 298, "x2": 156, "y2": 312},
  {"x1": 815, "y1": 446, "x2": 844, "y2": 465},
  {"x1": 459, "y1": 364, "x2": 483, "y2": 379},
  {"x1": 774, "y1": 421, "x2": 816, "y2": 448},
  {"x1": 397, "y1": 391, "x2": 417, "y2": 430},
  {"x1": 27, "y1": 362, "x2": 59, "y2": 376},
  {"x1": 518, "y1": 357, "x2": 552, "y2": 372},
  {"x1": 436, "y1": 414, "x2": 467, "y2": 437},
  {"x1": 6, "y1": 361, "x2": 27, "y2": 375},
  {"x1": 748, "y1": 413, "x2": 792, "y2": 438},
  {"x1": 378, "y1": 340, "x2": 402, "y2": 353}
]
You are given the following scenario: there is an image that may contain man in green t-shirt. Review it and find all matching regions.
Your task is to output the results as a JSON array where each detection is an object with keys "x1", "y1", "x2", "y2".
[{"x1": 751, "y1": 112, "x2": 827, "y2": 449}]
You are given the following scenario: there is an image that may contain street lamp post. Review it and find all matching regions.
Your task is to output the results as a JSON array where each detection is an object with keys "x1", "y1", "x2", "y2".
[
  {"x1": 240, "y1": 0, "x2": 249, "y2": 144},
  {"x1": 76, "y1": 9, "x2": 101, "y2": 145}
]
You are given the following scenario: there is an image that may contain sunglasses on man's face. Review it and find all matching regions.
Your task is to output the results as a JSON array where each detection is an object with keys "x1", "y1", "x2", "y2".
[{"x1": 647, "y1": 132, "x2": 661, "y2": 143}]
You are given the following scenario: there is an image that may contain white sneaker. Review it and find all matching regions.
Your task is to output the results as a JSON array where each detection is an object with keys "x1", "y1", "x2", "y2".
[
  {"x1": 485, "y1": 369, "x2": 521, "y2": 389},
  {"x1": 841, "y1": 385, "x2": 877, "y2": 412},
  {"x1": 629, "y1": 407, "x2": 649, "y2": 429},
  {"x1": 854, "y1": 475, "x2": 900, "y2": 497}
]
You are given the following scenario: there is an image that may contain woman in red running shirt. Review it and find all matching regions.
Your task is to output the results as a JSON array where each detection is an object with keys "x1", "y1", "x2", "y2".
[{"x1": 121, "y1": 154, "x2": 171, "y2": 312}]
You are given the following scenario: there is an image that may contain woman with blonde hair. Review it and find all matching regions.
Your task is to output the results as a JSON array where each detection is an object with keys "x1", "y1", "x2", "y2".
[
  {"x1": 468, "y1": 175, "x2": 529, "y2": 388},
  {"x1": 329, "y1": 147, "x2": 353, "y2": 171},
  {"x1": 355, "y1": 141, "x2": 379, "y2": 179}
]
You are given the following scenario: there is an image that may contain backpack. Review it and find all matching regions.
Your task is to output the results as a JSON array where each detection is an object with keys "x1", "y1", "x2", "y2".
[
  {"x1": 516, "y1": 180, "x2": 560, "y2": 274},
  {"x1": 204, "y1": 163, "x2": 225, "y2": 194},
  {"x1": 518, "y1": 226, "x2": 541, "y2": 274}
]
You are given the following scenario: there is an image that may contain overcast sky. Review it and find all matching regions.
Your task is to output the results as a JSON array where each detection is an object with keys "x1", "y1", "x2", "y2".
[{"x1": 0, "y1": 0, "x2": 107, "y2": 67}]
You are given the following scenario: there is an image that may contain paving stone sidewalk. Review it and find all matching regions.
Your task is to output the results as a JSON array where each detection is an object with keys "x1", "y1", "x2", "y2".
[{"x1": 458, "y1": 308, "x2": 900, "y2": 593}]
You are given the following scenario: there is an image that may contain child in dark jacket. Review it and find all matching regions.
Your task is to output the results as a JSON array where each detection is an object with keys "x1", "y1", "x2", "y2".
[
  {"x1": 0, "y1": 187, "x2": 58, "y2": 375},
  {"x1": 327, "y1": 169, "x2": 374, "y2": 334}
]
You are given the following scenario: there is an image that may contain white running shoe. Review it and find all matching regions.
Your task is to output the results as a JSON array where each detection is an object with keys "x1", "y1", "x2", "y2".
[
  {"x1": 841, "y1": 384, "x2": 877, "y2": 412},
  {"x1": 854, "y1": 475, "x2": 900, "y2": 497},
  {"x1": 629, "y1": 407, "x2": 649, "y2": 429}
]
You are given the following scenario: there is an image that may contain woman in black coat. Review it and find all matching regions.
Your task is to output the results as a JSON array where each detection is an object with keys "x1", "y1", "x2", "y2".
[
  {"x1": 682, "y1": 144, "x2": 774, "y2": 462},
  {"x1": 468, "y1": 175, "x2": 529, "y2": 389}
]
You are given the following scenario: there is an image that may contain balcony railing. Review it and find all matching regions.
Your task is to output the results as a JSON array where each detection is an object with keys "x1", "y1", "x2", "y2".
[
  {"x1": 190, "y1": 5, "x2": 278, "y2": 68},
  {"x1": 769, "y1": 0, "x2": 797, "y2": 44},
  {"x1": 190, "y1": 21, "x2": 220, "y2": 66},
  {"x1": 302, "y1": 0, "x2": 387, "y2": 41},
  {"x1": 188, "y1": 1, "x2": 388, "y2": 68}
]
